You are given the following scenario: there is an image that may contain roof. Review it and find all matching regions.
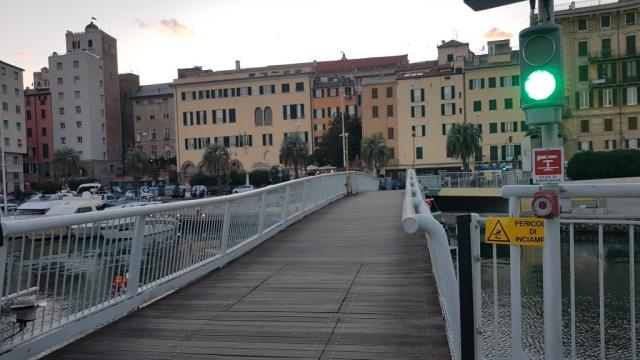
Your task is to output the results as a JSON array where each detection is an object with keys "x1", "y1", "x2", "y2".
[
  {"x1": 85, "y1": 22, "x2": 99, "y2": 31},
  {"x1": 24, "y1": 88, "x2": 51, "y2": 96},
  {"x1": 437, "y1": 40, "x2": 469, "y2": 48},
  {"x1": 556, "y1": 0, "x2": 638, "y2": 16},
  {"x1": 396, "y1": 63, "x2": 454, "y2": 80},
  {"x1": 0, "y1": 60, "x2": 24, "y2": 71},
  {"x1": 132, "y1": 83, "x2": 173, "y2": 98},
  {"x1": 316, "y1": 55, "x2": 409, "y2": 73},
  {"x1": 360, "y1": 75, "x2": 397, "y2": 86}
]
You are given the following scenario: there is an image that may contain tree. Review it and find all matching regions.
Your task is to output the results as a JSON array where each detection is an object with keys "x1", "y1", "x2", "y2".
[
  {"x1": 51, "y1": 147, "x2": 80, "y2": 187},
  {"x1": 310, "y1": 113, "x2": 362, "y2": 168},
  {"x1": 124, "y1": 149, "x2": 150, "y2": 197},
  {"x1": 202, "y1": 144, "x2": 230, "y2": 177},
  {"x1": 361, "y1": 133, "x2": 391, "y2": 177},
  {"x1": 446, "y1": 123, "x2": 482, "y2": 172},
  {"x1": 280, "y1": 133, "x2": 308, "y2": 179}
]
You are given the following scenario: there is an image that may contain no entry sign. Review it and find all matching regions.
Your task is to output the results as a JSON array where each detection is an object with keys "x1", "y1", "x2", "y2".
[{"x1": 532, "y1": 147, "x2": 564, "y2": 184}]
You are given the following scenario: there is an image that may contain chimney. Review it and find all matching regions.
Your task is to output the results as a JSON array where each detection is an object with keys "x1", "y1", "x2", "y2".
[{"x1": 235, "y1": 60, "x2": 241, "y2": 71}]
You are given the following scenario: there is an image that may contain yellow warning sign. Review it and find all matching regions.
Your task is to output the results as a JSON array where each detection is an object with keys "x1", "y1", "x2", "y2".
[{"x1": 485, "y1": 217, "x2": 544, "y2": 246}]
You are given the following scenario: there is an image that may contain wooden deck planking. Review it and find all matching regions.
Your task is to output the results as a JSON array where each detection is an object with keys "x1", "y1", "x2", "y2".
[{"x1": 43, "y1": 190, "x2": 450, "y2": 360}]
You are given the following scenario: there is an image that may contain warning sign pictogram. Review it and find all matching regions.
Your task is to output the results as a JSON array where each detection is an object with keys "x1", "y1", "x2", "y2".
[{"x1": 486, "y1": 219, "x2": 510, "y2": 243}]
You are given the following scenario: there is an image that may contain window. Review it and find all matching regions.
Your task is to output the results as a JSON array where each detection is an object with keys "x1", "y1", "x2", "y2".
[
  {"x1": 229, "y1": 108, "x2": 236, "y2": 123},
  {"x1": 627, "y1": 35, "x2": 636, "y2": 56},
  {"x1": 386, "y1": 87, "x2": 393, "y2": 98},
  {"x1": 628, "y1": 87, "x2": 638, "y2": 105},
  {"x1": 411, "y1": 89, "x2": 425, "y2": 102},
  {"x1": 605, "y1": 139, "x2": 617, "y2": 149},
  {"x1": 150, "y1": 128, "x2": 156, "y2": 140},
  {"x1": 281, "y1": 83, "x2": 290, "y2": 93},
  {"x1": 579, "y1": 65, "x2": 589, "y2": 82},
  {"x1": 2, "y1": 120, "x2": 7, "y2": 129},
  {"x1": 213, "y1": 109, "x2": 226, "y2": 124},
  {"x1": 15, "y1": 105, "x2": 21, "y2": 114},
  {"x1": 629, "y1": 116, "x2": 638, "y2": 130},
  {"x1": 442, "y1": 123, "x2": 454, "y2": 136},
  {"x1": 56, "y1": 62, "x2": 63, "y2": 70},
  {"x1": 473, "y1": 101, "x2": 482, "y2": 112},
  {"x1": 73, "y1": 75, "x2": 80, "y2": 83},
  {"x1": 469, "y1": 79, "x2": 484, "y2": 90},
  {"x1": 14, "y1": 88, "x2": 19, "y2": 97},
  {"x1": 314, "y1": 89, "x2": 323, "y2": 98},
  {"x1": 627, "y1": 12, "x2": 636, "y2": 25},
  {"x1": 372, "y1": 106, "x2": 379, "y2": 118},
  {"x1": 328, "y1": 88, "x2": 338, "y2": 97},
  {"x1": 295, "y1": 82, "x2": 304, "y2": 92},
  {"x1": 627, "y1": 139, "x2": 638, "y2": 149},
  {"x1": 283, "y1": 104, "x2": 304, "y2": 120},
  {"x1": 578, "y1": 91, "x2": 590, "y2": 109},
  {"x1": 17, "y1": 139, "x2": 22, "y2": 148},
  {"x1": 27, "y1": 128, "x2": 32, "y2": 138},
  {"x1": 259, "y1": 84, "x2": 275, "y2": 95},
  {"x1": 61, "y1": 137, "x2": 66, "y2": 144},
  {"x1": 74, "y1": 106, "x2": 81, "y2": 114},
  {"x1": 441, "y1": 86, "x2": 455, "y2": 100},
  {"x1": 1, "y1": 102, "x2": 7, "y2": 111},
  {"x1": 41, "y1": 109, "x2": 46, "y2": 119},
  {"x1": 581, "y1": 119, "x2": 590, "y2": 132},
  {"x1": 41, "y1": 127, "x2": 47, "y2": 135},
  {"x1": 499, "y1": 76, "x2": 512, "y2": 87},
  {"x1": 73, "y1": 60, "x2": 79, "y2": 69},
  {"x1": 580, "y1": 141, "x2": 592, "y2": 151},
  {"x1": 262, "y1": 133, "x2": 273, "y2": 146},
  {"x1": 264, "y1": 107, "x2": 272, "y2": 125},
  {"x1": 602, "y1": 88, "x2": 613, "y2": 107},
  {"x1": 59, "y1": 122, "x2": 65, "y2": 129},
  {"x1": 578, "y1": 18, "x2": 587, "y2": 31},
  {"x1": 371, "y1": 88, "x2": 378, "y2": 99},
  {"x1": 504, "y1": 98, "x2": 513, "y2": 109},
  {"x1": 488, "y1": 77, "x2": 496, "y2": 88},
  {"x1": 386, "y1": 105, "x2": 393, "y2": 117},
  {"x1": 441, "y1": 103, "x2": 455, "y2": 116},
  {"x1": 601, "y1": 15, "x2": 610, "y2": 28},
  {"x1": 42, "y1": 144, "x2": 49, "y2": 159},
  {"x1": 387, "y1": 127, "x2": 394, "y2": 139},
  {"x1": 0, "y1": 85, "x2": 4, "y2": 94},
  {"x1": 411, "y1": 105, "x2": 426, "y2": 117},
  {"x1": 489, "y1": 99, "x2": 497, "y2": 111},
  {"x1": 3, "y1": 138, "x2": 8, "y2": 146},
  {"x1": 88, "y1": 39, "x2": 93, "y2": 48},
  {"x1": 164, "y1": 127, "x2": 170, "y2": 140},
  {"x1": 490, "y1": 123, "x2": 498, "y2": 133},
  {"x1": 416, "y1": 147, "x2": 423, "y2": 160},
  {"x1": 626, "y1": 61, "x2": 638, "y2": 79},
  {"x1": 578, "y1": 41, "x2": 588, "y2": 57},
  {"x1": 602, "y1": 38, "x2": 612, "y2": 57},
  {"x1": 77, "y1": 136, "x2": 83, "y2": 143},
  {"x1": 604, "y1": 118, "x2": 613, "y2": 131},
  {"x1": 446, "y1": 54, "x2": 454, "y2": 62}
]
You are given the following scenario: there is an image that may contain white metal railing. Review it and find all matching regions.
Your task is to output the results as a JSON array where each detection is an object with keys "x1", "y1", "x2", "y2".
[
  {"x1": 401, "y1": 169, "x2": 460, "y2": 359},
  {"x1": 0, "y1": 172, "x2": 378, "y2": 360},
  {"x1": 465, "y1": 183, "x2": 640, "y2": 359},
  {"x1": 418, "y1": 171, "x2": 530, "y2": 192}
]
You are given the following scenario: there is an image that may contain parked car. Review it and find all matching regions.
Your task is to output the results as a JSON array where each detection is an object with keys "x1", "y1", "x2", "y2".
[
  {"x1": 232, "y1": 185, "x2": 255, "y2": 194},
  {"x1": 125, "y1": 190, "x2": 156, "y2": 201},
  {"x1": 192, "y1": 185, "x2": 207, "y2": 198}
]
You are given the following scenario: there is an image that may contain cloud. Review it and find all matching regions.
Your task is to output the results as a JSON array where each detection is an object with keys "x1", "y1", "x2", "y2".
[
  {"x1": 134, "y1": 18, "x2": 195, "y2": 37},
  {"x1": 483, "y1": 27, "x2": 513, "y2": 41}
]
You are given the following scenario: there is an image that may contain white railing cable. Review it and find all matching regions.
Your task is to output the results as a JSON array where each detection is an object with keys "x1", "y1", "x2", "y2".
[
  {"x1": 0, "y1": 172, "x2": 379, "y2": 360},
  {"x1": 401, "y1": 169, "x2": 460, "y2": 359}
]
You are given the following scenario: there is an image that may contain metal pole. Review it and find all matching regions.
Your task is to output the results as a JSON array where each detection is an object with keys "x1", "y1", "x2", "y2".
[
  {"x1": 509, "y1": 197, "x2": 523, "y2": 358},
  {"x1": 457, "y1": 214, "x2": 475, "y2": 360},
  {"x1": 341, "y1": 89, "x2": 346, "y2": 170}
]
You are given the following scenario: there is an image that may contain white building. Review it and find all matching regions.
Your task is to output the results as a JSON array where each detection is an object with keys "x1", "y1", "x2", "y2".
[
  {"x1": 0, "y1": 60, "x2": 26, "y2": 193},
  {"x1": 49, "y1": 22, "x2": 122, "y2": 179}
]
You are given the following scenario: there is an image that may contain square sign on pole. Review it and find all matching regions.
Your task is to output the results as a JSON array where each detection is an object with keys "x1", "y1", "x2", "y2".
[{"x1": 532, "y1": 147, "x2": 564, "y2": 184}]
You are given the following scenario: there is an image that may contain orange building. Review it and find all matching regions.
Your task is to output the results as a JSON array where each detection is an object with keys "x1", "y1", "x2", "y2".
[{"x1": 311, "y1": 55, "x2": 408, "y2": 148}]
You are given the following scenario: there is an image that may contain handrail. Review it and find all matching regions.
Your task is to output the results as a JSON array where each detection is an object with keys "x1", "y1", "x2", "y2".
[
  {"x1": 502, "y1": 183, "x2": 640, "y2": 198},
  {"x1": 401, "y1": 169, "x2": 460, "y2": 359}
]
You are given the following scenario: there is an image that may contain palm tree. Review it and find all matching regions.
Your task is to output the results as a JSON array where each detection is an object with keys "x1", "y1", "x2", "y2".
[
  {"x1": 51, "y1": 147, "x2": 80, "y2": 187},
  {"x1": 124, "y1": 149, "x2": 150, "y2": 197},
  {"x1": 446, "y1": 123, "x2": 482, "y2": 172},
  {"x1": 360, "y1": 133, "x2": 391, "y2": 177},
  {"x1": 202, "y1": 143, "x2": 231, "y2": 178},
  {"x1": 280, "y1": 134, "x2": 308, "y2": 179}
]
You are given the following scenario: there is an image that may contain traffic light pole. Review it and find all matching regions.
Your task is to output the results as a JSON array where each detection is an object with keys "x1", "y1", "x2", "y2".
[{"x1": 537, "y1": 1, "x2": 563, "y2": 360}]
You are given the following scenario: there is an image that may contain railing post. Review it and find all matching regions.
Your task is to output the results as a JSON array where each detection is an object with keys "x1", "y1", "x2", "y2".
[
  {"x1": 126, "y1": 215, "x2": 146, "y2": 296},
  {"x1": 281, "y1": 185, "x2": 291, "y2": 222},
  {"x1": 457, "y1": 214, "x2": 476, "y2": 360},
  {"x1": 220, "y1": 202, "x2": 232, "y2": 255},
  {"x1": 0, "y1": 242, "x2": 6, "y2": 298},
  {"x1": 257, "y1": 192, "x2": 267, "y2": 235},
  {"x1": 509, "y1": 196, "x2": 523, "y2": 358},
  {"x1": 301, "y1": 180, "x2": 308, "y2": 212}
]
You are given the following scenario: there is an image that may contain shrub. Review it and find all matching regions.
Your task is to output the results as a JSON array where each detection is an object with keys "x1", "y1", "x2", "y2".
[
  {"x1": 567, "y1": 149, "x2": 640, "y2": 180},
  {"x1": 189, "y1": 172, "x2": 218, "y2": 186},
  {"x1": 250, "y1": 170, "x2": 270, "y2": 187}
]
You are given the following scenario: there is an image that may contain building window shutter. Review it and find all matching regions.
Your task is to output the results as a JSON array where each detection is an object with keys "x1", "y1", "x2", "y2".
[
  {"x1": 441, "y1": 104, "x2": 445, "y2": 116},
  {"x1": 501, "y1": 145, "x2": 506, "y2": 161},
  {"x1": 440, "y1": 87, "x2": 444, "y2": 100},
  {"x1": 513, "y1": 121, "x2": 518, "y2": 132},
  {"x1": 480, "y1": 79, "x2": 485, "y2": 88},
  {"x1": 589, "y1": 91, "x2": 594, "y2": 108},
  {"x1": 411, "y1": 106, "x2": 415, "y2": 117},
  {"x1": 452, "y1": 86, "x2": 455, "y2": 97},
  {"x1": 500, "y1": 122, "x2": 506, "y2": 133},
  {"x1": 184, "y1": 139, "x2": 188, "y2": 149},
  {"x1": 421, "y1": 105, "x2": 425, "y2": 115},
  {"x1": 442, "y1": 124, "x2": 446, "y2": 136},
  {"x1": 421, "y1": 89, "x2": 425, "y2": 101},
  {"x1": 599, "y1": 90, "x2": 604, "y2": 107},
  {"x1": 613, "y1": 88, "x2": 619, "y2": 105},
  {"x1": 468, "y1": 79, "x2": 473, "y2": 89},
  {"x1": 283, "y1": 105, "x2": 287, "y2": 120},
  {"x1": 575, "y1": 92, "x2": 580, "y2": 109}
]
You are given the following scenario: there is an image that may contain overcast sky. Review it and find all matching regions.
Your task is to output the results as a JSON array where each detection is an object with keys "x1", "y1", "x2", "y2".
[{"x1": 1, "y1": 0, "x2": 532, "y2": 87}]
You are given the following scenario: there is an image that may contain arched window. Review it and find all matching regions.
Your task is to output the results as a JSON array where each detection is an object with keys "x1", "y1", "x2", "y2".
[
  {"x1": 88, "y1": 39, "x2": 93, "y2": 48},
  {"x1": 254, "y1": 107, "x2": 263, "y2": 126},
  {"x1": 264, "y1": 107, "x2": 272, "y2": 126}
]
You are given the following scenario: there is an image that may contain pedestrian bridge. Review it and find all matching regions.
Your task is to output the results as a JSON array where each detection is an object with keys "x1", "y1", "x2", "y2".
[{"x1": 0, "y1": 173, "x2": 451, "y2": 360}]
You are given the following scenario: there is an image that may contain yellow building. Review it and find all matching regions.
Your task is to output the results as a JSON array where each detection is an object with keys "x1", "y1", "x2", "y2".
[
  {"x1": 464, "y1": 40, "x2": 526, "y2": 167},
  {"x1": 556, "y1": 0, "x2": 640, "y2": 157},
  {"x1": 172, "y1": 62, "x2": 313, "y2": 177},
  {"x1": 361, "y1": 75, "x2": 399, "y2": 167}
]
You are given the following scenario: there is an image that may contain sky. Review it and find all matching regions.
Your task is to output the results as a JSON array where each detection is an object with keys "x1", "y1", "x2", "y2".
[{"x1": 0, "y1": 0, "x2": 532, "y2": 87}]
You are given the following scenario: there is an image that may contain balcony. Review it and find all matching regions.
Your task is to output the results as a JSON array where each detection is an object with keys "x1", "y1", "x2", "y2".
[
  {"x1": 589, "y1": 49, "x2": 640, "y2": 62},
  {"x1": 589, "y1": 77, "x2": 617, "y2": 88}
]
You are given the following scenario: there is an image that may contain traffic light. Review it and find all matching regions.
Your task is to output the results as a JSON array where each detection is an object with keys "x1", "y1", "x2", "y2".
[{"x1": 519, "y1": 23, "x2": 564, "y2": 125}]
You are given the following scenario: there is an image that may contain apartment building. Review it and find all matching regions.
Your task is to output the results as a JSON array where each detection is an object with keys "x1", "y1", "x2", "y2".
[
  {"x1": 311, "y1": 55, "x2": 408, "y2": 146},
  {"x1": 464, "y1": 40, "x2": 526, "y2": 166},
  {"x1": 557, "y1": 0, "x2": 640, "y2": 157},
  {"x1": 173, "y1": 61, "x2": 313, "y2": 177},
  {"x1": 0, "y1": 61, "x2": 26, "y2": 193},
  {"x1": 24, "y1": 86, "x2": 53, "y2": 188},
  {"x1": 132, "y1": 83, "x2": 174, "y2": 160},
  {"x1": 119, "y1": 73, "x2": 140, "y2": 153},
  {"x1": 49, "y1": 22, "x2": 122, "y2": 179},
  {"x1": 361, "y1": 75, "x2": 399, "y2": 168}
]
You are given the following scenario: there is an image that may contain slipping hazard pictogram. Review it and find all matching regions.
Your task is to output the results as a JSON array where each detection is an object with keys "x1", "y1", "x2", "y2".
[{"x1": 486, "y1": 219, "x2": 510, "y2": 243}]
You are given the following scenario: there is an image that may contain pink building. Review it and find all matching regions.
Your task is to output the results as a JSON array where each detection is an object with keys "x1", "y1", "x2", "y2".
[{"x1": 24, "y1": 87, "x2": 53, "y2": 189}]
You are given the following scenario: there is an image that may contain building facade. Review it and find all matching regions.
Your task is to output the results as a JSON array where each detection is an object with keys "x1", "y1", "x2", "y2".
[
  {"x1": 173, "y1": 62, "x2": 314, "y2": 177},
  {"x1": 119, "y1": 73, "x2": 140, "y2": 154},
  {"x1": 557, "y1": 0, "x2": 640, "y2": 157},
  {"x1": 132, "y1": 83, "x2": 174, "y2": 160},
  {"x1": 48, "y1": 22, "x2": 122, "y2": 179},
  {"x1": 464, "y1": 40, "x2": 526, "y2": 167},
  {"x1": 361, "y1": 75, "x2": 400, "y2": 168},
  {"x1": 24, "y1": 87, "x2": 53, "y2": 188},
  {"x1": 0, "y1": 60, "x2": 26, "y2": 193}
]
